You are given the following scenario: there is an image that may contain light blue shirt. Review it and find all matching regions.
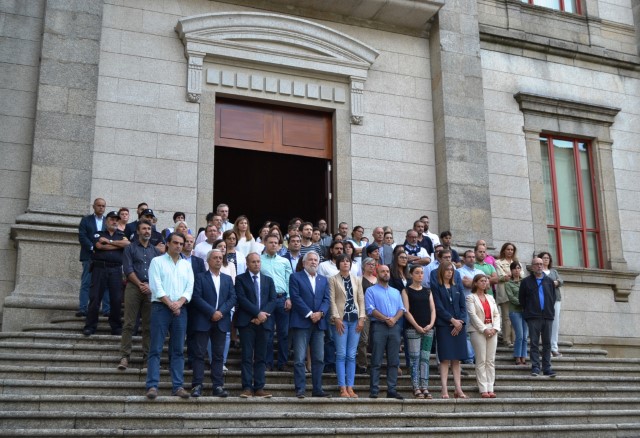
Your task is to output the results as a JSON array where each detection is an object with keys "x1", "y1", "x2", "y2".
[
  {"x1": 365, "y1": 283, "x2": 405, "y2": 318},
  {"x1": 260, "y1": 253, "x2": 292, "y2": 297},
  {"x1": 149, "y1": 253, "x2": 194, "y2": 303},
  {"x1": 457, "y1": 264, "x2": 485, "y2": 297},
  {"x1": 422, "y1": 260, "x2": 440, "y2": 288}
]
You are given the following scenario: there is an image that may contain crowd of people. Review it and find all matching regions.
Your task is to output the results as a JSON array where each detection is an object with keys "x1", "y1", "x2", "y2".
[{"x1": 77, "y1": 199, "x2": 564, "y2": 400}]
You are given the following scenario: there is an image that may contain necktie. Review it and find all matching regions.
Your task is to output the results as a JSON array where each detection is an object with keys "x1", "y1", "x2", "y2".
[
  {"x1": 253, "y1": 275, "x2": 261, "y2": 308},
  {"x1": 537, "y1": 278, "x2": 544, "y2": 310}
]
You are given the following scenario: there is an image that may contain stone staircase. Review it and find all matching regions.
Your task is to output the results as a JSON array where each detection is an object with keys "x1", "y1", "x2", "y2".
[{"x1": 1, "y1": 314, "x2": 640, "y2": 436}]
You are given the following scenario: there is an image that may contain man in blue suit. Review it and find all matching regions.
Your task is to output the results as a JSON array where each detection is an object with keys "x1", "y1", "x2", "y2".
[
  {"x1": 289, "y1": 251, "x2": 331, "y2": 398},
  {"x1": 189, "y1": 249, "x2": 236, "y2": 397},
  {"x1": 182, "y1": 233, "x2": 207, "y2": 369},
  {"x1": 77, "y1": 198, "x2": 110, "y2": 317},
  {"x1": 235, "y1": 252, "x2": 277, "y2": 398}
]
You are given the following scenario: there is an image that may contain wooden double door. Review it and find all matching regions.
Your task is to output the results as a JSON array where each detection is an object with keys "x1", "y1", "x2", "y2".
[{"x1": 213, "y1": 98, "x2": 334, "y2": 233}]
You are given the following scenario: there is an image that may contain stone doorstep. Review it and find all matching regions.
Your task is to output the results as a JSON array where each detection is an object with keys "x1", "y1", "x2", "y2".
[
  {"x1": 1, "y1": 409, "x2": 640, "y2": 430},
  {"x1": 0, "y1": 423, "x2": 639, "y2": 438},
  {"x1": 1, "y1": 380, "x2": 639, "y2": 399}
]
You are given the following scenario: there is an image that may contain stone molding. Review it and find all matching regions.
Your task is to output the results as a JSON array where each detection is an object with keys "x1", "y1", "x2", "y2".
[
  {"x1": 205, "y1": 68, "x2": 347, "y2": 104},
  {"x1": 175, "y1": 12, "x2": 379, "y2": 124},
  {"x1": 516, "y1": 92, "x2": 637, "y2": 302},
  {"x1": 558, "y1": 266, "x2": 639, "y2": 303}
]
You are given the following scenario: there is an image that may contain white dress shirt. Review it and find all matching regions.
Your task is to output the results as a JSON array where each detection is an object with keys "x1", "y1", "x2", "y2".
[{"x1": 149, "y1": 253, "x2": 194, "y2": 303}]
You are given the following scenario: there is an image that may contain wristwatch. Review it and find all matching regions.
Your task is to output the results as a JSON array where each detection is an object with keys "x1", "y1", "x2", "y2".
[{"x1": 109, "y1": 239, "x2": 113, "y2": 244}]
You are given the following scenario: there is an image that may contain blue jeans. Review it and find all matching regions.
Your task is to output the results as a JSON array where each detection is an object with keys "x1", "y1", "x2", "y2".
[
  {"x1": 370, "y1": 322, "x2": 401, "y2": 395},
  {"x1": 146, "y1": 303, "x2": 187, "y2": 392},
  {"x1": 510, "y1": 311, "x2": 529, "y2": 358},
  {"x1": 266, "y1": 295, "x2": 290, "y2": 368},
  {"x1": 78, "y1": 260, "x2": 110, "y2": 313},
  {"x1": 292, "y1": 325, "x2": 325, "y2": 394},
  {"x1": 330, "y1": 320, "x2": 361, "y2": 387}
]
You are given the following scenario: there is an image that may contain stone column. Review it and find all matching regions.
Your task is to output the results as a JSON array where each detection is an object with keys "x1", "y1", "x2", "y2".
[
  {"x1": 429, "y1": 1, "x2": 493, "y2": 248},
  {"x1": 4, "y1": 0, "x2": 104, "y2": 331}
]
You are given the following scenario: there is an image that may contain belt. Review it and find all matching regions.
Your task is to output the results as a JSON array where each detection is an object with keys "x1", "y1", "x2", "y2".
[
  {"x1": 276, "y1": 293, "x2": 287, "y2": 299},
  {"x1": 92, "y1": 261, "x2": 122, "y2": 268}
]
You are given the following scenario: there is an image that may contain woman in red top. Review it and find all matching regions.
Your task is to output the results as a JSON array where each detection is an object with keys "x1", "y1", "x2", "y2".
[{"x1": 466, "y1": 274, "x2": 501, "y2": 398}]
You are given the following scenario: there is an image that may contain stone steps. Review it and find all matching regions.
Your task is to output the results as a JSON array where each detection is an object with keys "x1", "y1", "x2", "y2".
[{"x1": 1, "y1": 313, "x2": 640, "y2": 436}]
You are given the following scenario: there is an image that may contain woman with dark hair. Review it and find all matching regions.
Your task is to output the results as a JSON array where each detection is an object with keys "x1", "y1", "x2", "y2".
[
  {"x1": 402, "y1": 265, "x2": 436, "y2": 399},
  {"x1": 233, "y1": 215, "x2": 256, "y2": 256},
  {"x1": 505, "y1": 261, "x2": 527, "y2": 365},
  {"x1": 222, "y1": 230, "x2": 246, "y2": 275},
  {"x1": 467, "y1": 274, "x2": 501, "y2": 398},
  {"x1": 389, "y1": 250, "x2": 410, "y2": 292},
  {"x1": 538, "y1": 251, "x2": 564, "y2": 357},
  {"x1": 329, "y1": 254, "x2": 366, "y2": 398},
  {"x1": 117, "y1": 207, "x2": 129, "y2": 232},
  {"x1": 348, "y1": 225, "x2": 366, "y2": 264},
  {"x1": 356, "y1": 257, "x2": 377, "y2": 374},
  {"x1": 212, "y1": 238, "x2": 236, "y2": 281},
  {"x1": 342, "y1": 240, "x2": 360, "y2": 276},
  {"x1": 432, "y1": 261, "x2": 468, "y2": 399},
  {"x1": 495, "y1": 242, "x2": 522, "y2": 348}
]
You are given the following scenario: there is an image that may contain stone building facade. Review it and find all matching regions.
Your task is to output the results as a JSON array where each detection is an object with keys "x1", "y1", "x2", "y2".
[{"x1": 1, "y1": 0, "x2": 639, "y2": 355}]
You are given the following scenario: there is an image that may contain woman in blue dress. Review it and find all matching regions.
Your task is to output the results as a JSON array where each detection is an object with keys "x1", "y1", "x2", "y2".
[{"x1": 432, "y1": 261, "x2": 468, "y2": 399}]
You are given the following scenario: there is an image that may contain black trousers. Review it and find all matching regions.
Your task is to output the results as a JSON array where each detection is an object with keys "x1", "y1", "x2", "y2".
[
  {"x1": 192, "y1": 323, "x2": 227, "y2": 388},
  {"x1": 84, "y1": 264, "x2": 122, "y2": 333}
]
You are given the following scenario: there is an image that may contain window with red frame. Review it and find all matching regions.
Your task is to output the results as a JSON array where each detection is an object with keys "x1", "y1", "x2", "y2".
[
  {"x1": 540, "y1": 136, "x2": 602, "y2": 268},
  {"x1": 522, "y1": 0, "x2": 581, "y2": 14}
]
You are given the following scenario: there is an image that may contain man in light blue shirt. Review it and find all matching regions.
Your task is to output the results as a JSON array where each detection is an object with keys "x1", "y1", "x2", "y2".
[
  {"x1": 261, "y1": 234, "x2": 293, "y2": 371},
  {"x1": 145, "y1": 232, "x2": 194, "y2": 400},
  {"x1": 457, "y1": 249, "x2": 484, "y2": 364},
  {"x1": 365, "y1": 265, "x2": 405, "y2": 399}
]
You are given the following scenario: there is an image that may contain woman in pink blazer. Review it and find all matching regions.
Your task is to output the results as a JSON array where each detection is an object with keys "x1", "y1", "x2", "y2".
[{"x1": 466, "y1": 274, "x2": 501, "y2": 398}]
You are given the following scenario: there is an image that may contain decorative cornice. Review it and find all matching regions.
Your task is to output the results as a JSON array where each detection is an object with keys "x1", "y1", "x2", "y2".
[
  {"x1": 514, "y1": 92, "x2": 621, "y2": 126},
  {"x1": 176, "y1": 12, "x2": 379, "y2": 123}
]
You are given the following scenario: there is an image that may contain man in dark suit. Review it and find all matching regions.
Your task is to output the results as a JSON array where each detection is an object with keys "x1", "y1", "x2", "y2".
[
  {"x1": 519, "y1": 257, "x2": 557, "y2": 378},
  {"x1": 189, "y1": 249, "x2": 236, "y2": 397},
  {"x1": 289, "y1": 251, "x2": 331, "y2": 398},
  {"x1": 182, "y1": 233, "x2": 206, "y2": 370},
  {"x1": 77, "y1": 198, "x2": 109, "y2": 317},
  {"x1": 235, "y1": 252, "x2": 277, "y2": 398}
]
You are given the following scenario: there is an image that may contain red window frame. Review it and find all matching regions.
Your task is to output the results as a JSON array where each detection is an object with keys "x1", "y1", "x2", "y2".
[
  {"x1": 523, "y1": 0, "x2": 582, "y2": 15},
  {"x1": 542, "y1": 134, "x2": 603, "y2": 268}
]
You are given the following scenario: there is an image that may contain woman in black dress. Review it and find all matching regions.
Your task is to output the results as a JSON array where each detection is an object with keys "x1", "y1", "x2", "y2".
[{"x1": 432, "y1": 261, "x2": 468, "y2": 399}]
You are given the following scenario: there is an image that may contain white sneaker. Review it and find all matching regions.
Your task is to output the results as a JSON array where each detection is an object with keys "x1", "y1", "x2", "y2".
[{"x1": 223, "y1": 365, "x2": 228, "y2": 372}]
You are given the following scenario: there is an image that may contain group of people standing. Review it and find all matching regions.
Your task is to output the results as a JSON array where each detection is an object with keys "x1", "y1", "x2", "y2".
[{"x1": 77, "y1": 199, "x2": 564, "y2": 399}]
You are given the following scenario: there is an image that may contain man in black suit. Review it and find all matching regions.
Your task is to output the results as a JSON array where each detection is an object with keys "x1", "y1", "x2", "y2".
[
  {"x1": 77, "y1": 198, "x2": 109, "y2": 317},
  {"x1": 189, "y1": 249, "x2": 236, "y2": 397},
  {"x1": 182, "y1": 233, "x2": 206, "y2": 370},
  {"x1": 235, "y1": 252, "x2": 277, "y2": 398}
]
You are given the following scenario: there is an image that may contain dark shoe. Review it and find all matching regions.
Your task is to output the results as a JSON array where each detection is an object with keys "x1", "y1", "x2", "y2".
[
  {"x1": 552, "y1": 351, "x2": 562, "y2": 358},
  {"x1": 531, "y1": 369, "x2": 540, "y2": 377},
  {"x1": 82, "y1": 328, "x2": 93, "y2": 337},
  {"x1": 296, "y1": 391, "x2": 306, "y2": 399},
  {"x1": 239, "y1": 389, "x2": 253, "y2": 398},
  {"x1": 191, "y1": 385, "x2": 202, "y2": 398},
  {"x1": 102, "y1": 312, "x2": 110, "y2": 318},
  {"x1": 111, "y1": 329, "x2": 122, "y2": 336},
  {"x1": 212, "y1": 386, "x2": 229, "y2": 397},
  {"x1": 356, "y1": 365, "x2": 367, "y2": 374},
  {"x1": 277, "y1": 365, "x2": 290, "y2": 372},
  {"x1": 254, "y1": 389, "x2": 272, "y2": 398},
  {"x1": 75, "y1": 311, "x2": 86, "y2": 317},
  {"x1": 172, "y1": 387, "x2": 190, "y2": 399},
  {"x1": 369, "y1": 393, "x2": 379, "y2": 399},
  {"x1": 146, "y1": 387, "x2": 158, "y2": 399},
  {"x1": 323, "y1": 364, "x2": 336, "y2": 374},
  {"x1": 117, "y1": 357, "x2": 128, "y2": 371},
  {"x1": 387, "y1": 392, "x2": 404, "y2": 400},
  {"x1": 544, "y1": 370, "x2": 557, "y2": 378},
  {"x1": 312, "y1": 391, "x2": 332, "y2": 398}
]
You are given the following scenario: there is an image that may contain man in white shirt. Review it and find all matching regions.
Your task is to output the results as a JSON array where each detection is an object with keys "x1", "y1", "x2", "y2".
[
  {"x1": 145, "y1": 232, "x2": 194, "y2": 399},
  {"x1": 217, "y1": 203, "x2": 233, "y2": 232},
  {"x1": 194, "y1": 224, "x2": 219, "y2": 262},
  {"x1": 420, "y1": 215, "x2": 441, "y2": 248}
]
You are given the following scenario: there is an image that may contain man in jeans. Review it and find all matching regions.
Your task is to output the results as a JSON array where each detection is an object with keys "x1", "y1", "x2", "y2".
[
  {"x1": 117, "y1": 220, "x2": 161, "y2": 371},
  {"x1": 519, "y1": 257, "x2": 557, "y2": 377},
  {"x1": 145, "y1": 232, "x2": 194, "y2": 399}
]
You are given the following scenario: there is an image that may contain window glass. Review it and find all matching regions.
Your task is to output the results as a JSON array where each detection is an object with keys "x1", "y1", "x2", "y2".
[
  {"x1": 586, "y1": 232, "x2": 599, "y2": 267},
  {"x1": 540, "y1": 138, "x2": 556, "y2": 225},
  {"x1": 523, "y1": 0, "x2": 578, "y2": 13},
  {"x1": 553, "y1": 139, "x2": 581, "y2": 227},
  {"x1": 579, "y1": 142, "x2": 596, "y2": 229},
  {"x1": 560, "y1": 229, "x2": 584, "y2": 267}
]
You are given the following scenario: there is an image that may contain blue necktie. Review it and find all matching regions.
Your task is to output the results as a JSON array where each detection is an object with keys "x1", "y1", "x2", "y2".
[
  {"x1": 253, "y1": 275, "x2": 261, "y2": 308},
  {"x1": 537, "y1": 278, "x2": 544, "y2": 310}
]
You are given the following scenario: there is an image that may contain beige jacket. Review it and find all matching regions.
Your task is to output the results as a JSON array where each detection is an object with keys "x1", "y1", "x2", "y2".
[
  {"x1": 466, "y1": 293, "x2": 502, "y2": 334},
  {"x1": 328, "y1": 273, "x2": 366, "y2": 323}
]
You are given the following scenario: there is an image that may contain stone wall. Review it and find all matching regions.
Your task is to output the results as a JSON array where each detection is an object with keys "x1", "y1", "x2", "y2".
[{"x1": 0, "y1": 1, "x2": 45, "y2": 317}]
